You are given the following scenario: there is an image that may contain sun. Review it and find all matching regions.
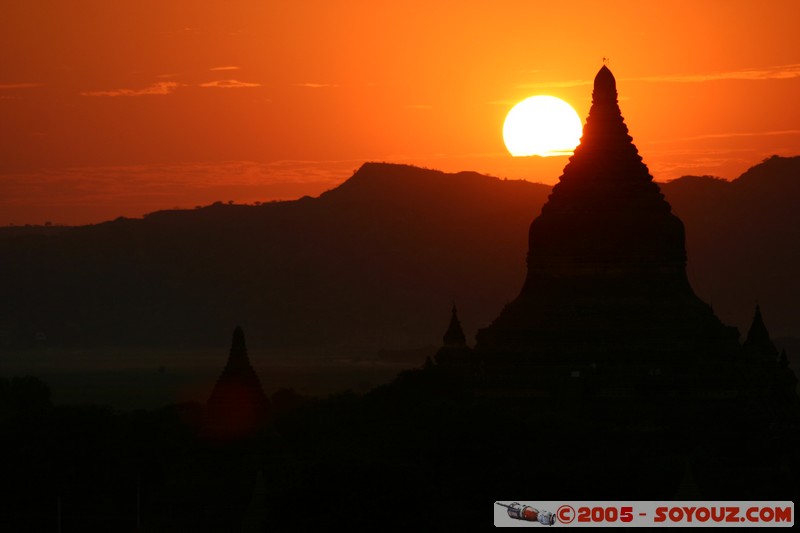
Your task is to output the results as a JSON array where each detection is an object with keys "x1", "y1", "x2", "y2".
[{"x1": 503, "y1": 95, "x2": 582, "y2": 157}]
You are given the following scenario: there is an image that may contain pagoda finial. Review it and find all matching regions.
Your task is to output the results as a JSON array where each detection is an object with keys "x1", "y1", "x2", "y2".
[
  {"x1": 232, "y1": 325, "x2": 246, "y2": 352},
  {"x1": 443, "y1": 304, "x2": 467, "y2": 347},
  {"x1": 593, "y1": 65, "x2": 617, "y2": 104},
  {"x1": 225, "y1": 325, "x2": 251, "y2": 371},
  {"x1": 744, "y1": 303, "x2": 779, "y2": 360}
]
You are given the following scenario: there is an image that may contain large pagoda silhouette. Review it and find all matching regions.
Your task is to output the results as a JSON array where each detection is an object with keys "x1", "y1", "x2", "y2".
[
  {"x1": 430, "y1": 66, "x2": 798, "y2": 498},
  {"x1": 432, "y1": 66, "x2": 798, "y2": 418},
  {"x1": 475, "y1": 66, "x2": 741, "y2": 372}
]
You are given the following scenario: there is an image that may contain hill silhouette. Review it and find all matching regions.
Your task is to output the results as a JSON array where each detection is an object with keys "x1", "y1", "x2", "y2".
[
  {"x1": 0, "y1": 163, "x2": 549, "y2": 354},
  {"x1": 0, "y1": 156, "x2": 798, "y2": 356},
  {"x1": 662, "y1": 155, "x2": 800, "y2": 341}
]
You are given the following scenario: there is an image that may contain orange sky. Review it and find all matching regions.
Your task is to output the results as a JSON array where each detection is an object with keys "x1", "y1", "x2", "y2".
[{"x1": 2, "y1": 1, "x2": 799, "y2": 224}]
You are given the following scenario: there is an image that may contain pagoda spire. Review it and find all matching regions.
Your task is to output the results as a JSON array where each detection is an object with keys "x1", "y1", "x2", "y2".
[
  {"x1": 743, "y1": 304, "x2": 779, "y2": 361},
  {"x1": 434, "y1": 304, "x2": 473, "y2": 369},
  {"x1": 443, "y1": 304, "x2": 467, "y2": 347},
  {"x1": 222, "y1": 325, "x2": 252, "y2": 374},
  {"x1": 525, "y1": 65, "x2": 683, "y2": 279}
]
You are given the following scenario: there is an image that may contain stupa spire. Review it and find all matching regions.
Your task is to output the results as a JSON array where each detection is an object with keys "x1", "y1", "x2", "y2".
[
  {"x1": 224, "y1": 325, "x2": 251, "y2": 372},
  {"x1": 443, "y1": 304, "x2": 467, "y2": 347},
  {"x1": 743, "y1": 304, "x2": 779, "y2": 360},
  {"x1": 526, "y1": 65, "x2": 682, "y2": 278},
  {"x1": 434, "y1": 304, "x2": 473, "y2": 369}
]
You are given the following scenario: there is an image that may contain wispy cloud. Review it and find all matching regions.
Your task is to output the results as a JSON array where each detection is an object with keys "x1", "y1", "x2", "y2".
[
  {"x1": 653, "y1": 129, "x2": 800, "y2": 144},
  {"x1": 644, "y1": 149, "x2": 756, "y2": 181},
  {"x1": 514, "y1": 63, "x2": 800, "y2": 91},
  {"x1": 199, "y1": 79, "x2": 261, "y2": 88},
  {"x1": 487, "y1": 99, "x2": 517, "y2": 106},
  {"x1": 633, "y1": 63, "x2": 800, "y2": 83},
  {"x1": 295, "y1": 83, "x2": 338, "y2": 88},
  {"x1": 209, "y1": 66, "x2": 240, "y2": 71},
  {"x1": 81, "y1": 82, "x2": 180, "y2": 97},
  {"x1": 0, "y1": 160, "x2": 365, "y2": 224},
  {"x1": 0, "y1": 83, "x2": 43, "y2": 90}
]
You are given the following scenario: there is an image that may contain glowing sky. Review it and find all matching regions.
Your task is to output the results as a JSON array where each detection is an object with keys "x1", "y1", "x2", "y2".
[{"x1": 2, "y1": 1, "x2": 799, "y2": 224}]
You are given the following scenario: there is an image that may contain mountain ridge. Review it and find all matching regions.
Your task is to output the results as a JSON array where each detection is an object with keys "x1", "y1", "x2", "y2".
[{"x1": 0, "y1": 156, "x2": 797, "y2": 354}]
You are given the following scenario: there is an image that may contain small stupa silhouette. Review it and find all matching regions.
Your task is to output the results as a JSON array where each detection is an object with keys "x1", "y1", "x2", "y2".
[
  {"x1": 434, "y1": 304, "x2": 473, "y2": 368},
  {"x1": 443, "y1": 304, "x2": 467, "y2": 348},
  {"x1": 743, "y1": 304, "x2": 779, "y2": 361},
  {"x1": 204, "y1": 326, "x2": 269, "y2": 440}
]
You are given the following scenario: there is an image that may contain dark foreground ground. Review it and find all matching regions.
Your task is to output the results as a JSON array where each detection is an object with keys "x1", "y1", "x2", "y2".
[{"x1": 2, "y1": 365, "x2": 798, "y2": 532}]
